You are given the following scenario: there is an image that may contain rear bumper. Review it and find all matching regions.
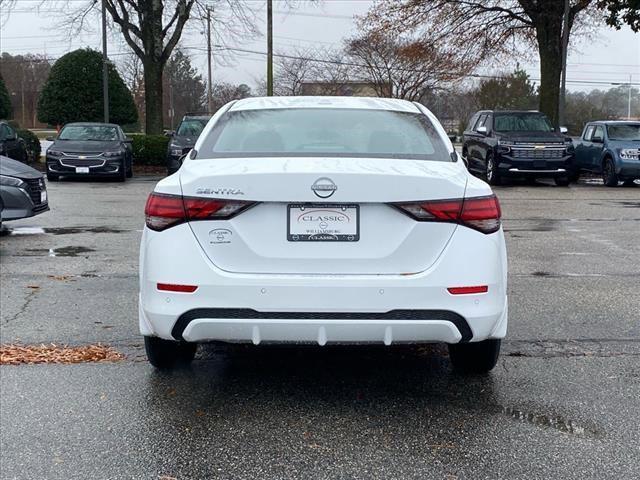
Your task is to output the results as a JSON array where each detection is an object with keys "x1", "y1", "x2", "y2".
[{"x1": 139, "y1": 223, "x2": 509, "y2": 345}]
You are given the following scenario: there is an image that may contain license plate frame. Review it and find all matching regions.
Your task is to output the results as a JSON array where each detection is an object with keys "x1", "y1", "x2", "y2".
[
  {"x1": 287, "y1": 203, "x2": 359, "y2": 242},
  {"x1": 75, "y1": 167, "x2": 90, "y2": 174},
  {"x1": 40, "y1": 190, "x2": 47, "y2": 203}
]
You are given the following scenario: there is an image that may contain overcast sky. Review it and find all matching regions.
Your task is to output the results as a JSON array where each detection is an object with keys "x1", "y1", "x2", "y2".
[{"x1": 0, "y1": 0, "x2": 638, "y2": 93}]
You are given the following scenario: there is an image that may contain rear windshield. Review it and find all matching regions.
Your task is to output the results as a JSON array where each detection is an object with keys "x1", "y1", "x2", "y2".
[
  {"x1": 607, "y1": 123, "x2": 640, "y2": 141},
  {"x1": 494, "y1": 113, "x2": 553, "y2": 132},
  {"x1": 177, "y1": 118, "x2": 208, "y2": 137},
  {"x1": 198, "y1": 108, "x2": 450, "y2": 161}
]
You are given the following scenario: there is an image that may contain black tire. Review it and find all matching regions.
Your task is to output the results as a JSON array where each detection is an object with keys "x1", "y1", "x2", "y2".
[
  {"x1": 569, "y1": 169, "x2": 580, "y2": 183},
  {"x1": 46, "y1": 172, "x2": 59, "y2": 182},
  {"x1": 126, "y1": 160, "x2": 133, "y2": 178},
  {"x1": 144, "y1": 336, "x2": 197, "y2": 369},
  {"x1": 602, "y1": 157, "x2": 618, "y2": 187},
  {"x1": 448, "y1": 339, "x2": 501, "y2": 374},
  {"x1": 117, "y1": 161, "x2": 127, "y2": 182},
  {"x1": 554, "y1": 176, "x2": 570, "y2": 186},
  {"x1": 461, "y1": 149, "x2": 469, "y2": 169},
  {"x1": 622, "y1": 180, "x2": 638, "y2": 187},
  {"x1": 485, "y1": 153, "x2": 501, "y2": 186}
]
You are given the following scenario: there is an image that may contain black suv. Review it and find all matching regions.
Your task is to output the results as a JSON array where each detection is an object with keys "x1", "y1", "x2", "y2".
[
  {"x1": 166, "y1": 113, "x2": 211, "y2": 175},
  {"x1": 0, "y1": 121, "x2": 28, "y2": 163},
  {"x1": 462, "y1": 110, "x2": 575, "y2": 186}
]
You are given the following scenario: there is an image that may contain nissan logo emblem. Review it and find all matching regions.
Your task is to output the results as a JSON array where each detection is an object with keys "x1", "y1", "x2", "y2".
[{"x1": 311, "y1": 177, "x2": 337, "y2": 199}]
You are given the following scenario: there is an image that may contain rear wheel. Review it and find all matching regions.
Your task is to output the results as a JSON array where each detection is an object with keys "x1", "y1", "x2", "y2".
[
  {"x1": 485, "y1": 154, "x2": 501, "y2": 186},
  {"x1": 144, "y1": 336, "x2": 197, "y2": 369},
  {"x1": 554, "y1": 176, "x2": 570, "y2": 186},
  {"x1": 602, "y1": 158, "x2": 618, "y2": 187},
  {"x1": 448, "y1": 339, "x2": 501, "y2": 374},
  {"x1": 126, "y1": 159, "x2": 133, "y2": 178}
]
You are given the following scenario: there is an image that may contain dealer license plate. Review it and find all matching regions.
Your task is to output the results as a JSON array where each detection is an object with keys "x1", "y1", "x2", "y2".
[{"x1": 287, "y1": 204, "x2": 359, "y2": 242}]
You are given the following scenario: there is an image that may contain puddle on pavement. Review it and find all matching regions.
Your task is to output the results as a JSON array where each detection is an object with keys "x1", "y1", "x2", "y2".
[
  {"x1": 8, "y1": 226, "x2": 127, "y2": 236},
  {"x1": 501, "y1": 406, "x2": 600, "y2": 437},
  {"x1": 617, "y1": 201, "x2": 640, "y2": 208},
  {"x1": 532, "y1": 271, "x2": 552, "y2": 277},
  {"x1": 21, "y1": 246, "x2": 95, "y2": 257}
]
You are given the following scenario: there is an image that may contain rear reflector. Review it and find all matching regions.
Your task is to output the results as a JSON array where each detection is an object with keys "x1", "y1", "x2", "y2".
[
  {"x1": 145, "y1": 192, "x2": 255, "y2": 231},
  {"x1": 447, "y1": 285, "x2": 489, "y2": 295},
  {"x1": 157, "y1": 283, "x2": 198, "y2": 293},
  {"x1": 394, "y1": 195, "x2": 501, "y2": 234}
]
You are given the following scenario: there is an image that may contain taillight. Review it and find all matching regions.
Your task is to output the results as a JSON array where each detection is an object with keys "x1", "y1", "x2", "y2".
[
  {"x1": 145, "y1": 192, "x2": 254, "y2": 231},
  {"x1": 394, "y1": 195, "x2": 501, "y2": 234}
]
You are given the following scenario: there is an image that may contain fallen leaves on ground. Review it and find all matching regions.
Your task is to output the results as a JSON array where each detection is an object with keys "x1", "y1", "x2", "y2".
[{"x1": 0, "y1": 343, "x2": 125, "y2": 365}]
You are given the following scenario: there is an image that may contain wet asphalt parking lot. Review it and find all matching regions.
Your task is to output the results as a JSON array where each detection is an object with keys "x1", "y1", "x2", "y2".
[{"x1": 1, "y1": 175, "x2": 639, "y2": 479}]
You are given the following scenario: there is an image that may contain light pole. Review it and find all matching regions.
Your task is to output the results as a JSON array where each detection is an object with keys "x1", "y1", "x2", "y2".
[
  {"x1": 558, "y1": 0, "x2": 570, "y2": 128},
  {"x1": 206, "y1": 6, "x2": 213, "y2": 113},
  {"x1": 267, "y1": 0, "x2": 273, "y2": 96},
  {"x1": 101, "y1": 0, "x2": 109, "y2": 123}
]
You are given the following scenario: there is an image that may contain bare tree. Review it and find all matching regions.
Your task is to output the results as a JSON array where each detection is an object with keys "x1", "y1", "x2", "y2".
[
  {"x1": 363, "y1": 0, "x2": 599, "y2": 126},
  {"x1": 35, "y1": 0, "x2": 256, "y2": 134},
  {"x1": 0, "y1": 53, "x2": 52, "y2": 128},
  {"x1": 346, "y1": 32, "x2": 473, "y2": 100}
]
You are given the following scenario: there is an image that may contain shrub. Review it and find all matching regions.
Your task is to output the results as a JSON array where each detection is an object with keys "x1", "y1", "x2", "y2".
[
  {"x1": 131, "y1": 134, "x2": 169, "y2": 166},
  {"x1": 38, "y1": 49, "x2": 138, "y2": 126},
  {"x1": 17, "y1": 129, "x2": 41, "y2": 163}
]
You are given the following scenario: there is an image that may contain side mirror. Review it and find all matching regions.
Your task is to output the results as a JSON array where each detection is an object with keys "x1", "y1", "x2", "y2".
[
  {"x1": 559, "y1": 126, "x2": 568, "y2": 134},
  {"x1": 476, "y1": 126, "x2": 488, "y2": 135},
  {"x1": 46, "y1": 136, "x2": 55, "y2": 142}
]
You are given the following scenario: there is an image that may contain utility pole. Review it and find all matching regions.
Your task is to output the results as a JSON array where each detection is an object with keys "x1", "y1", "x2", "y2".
[
  {"x1": 20, "y1": 72, "x2": 25, "y2": 126},
  {"x1": 558, "y1": 0, "x2": 570, "y2": 129},
  {"x1": 101, "y1": 0, "x2": 109, "y2": 123},
  {"x1": 206, "y1": 6, "x2": 213, "y2": 113},
  {"x1": 627, "y1": 74, "x2": 632, "y2": 119},
  {"x1": 169, "y1": 81, "x2": 174, "y2": 129},
  {"x1": 267, "y1": 0, "x2": 273, "y2": 96}
]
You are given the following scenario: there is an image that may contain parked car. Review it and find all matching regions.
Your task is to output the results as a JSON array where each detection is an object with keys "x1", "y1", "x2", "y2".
[
  {"x1": 574, "y1": 121, "x2": 640, "y2": 186},
  {"x1": 45, "y1": 122, "x2": 133, "y2": 181},
  {"x1": 140, "y1": 96, "x2": 508, "y2": 374},
  {"x1": 0, "y1": 120, "x2": 28, "y2": 163},
  {"x1": 462, "y1": 110, "x2": 575, "y2": 186},
  {"x1": 166, "y1": 113, "x2": 211, "y2": 175},
  {"x1": 0, "y1": 155, "x2": 49, "y2": 228}
]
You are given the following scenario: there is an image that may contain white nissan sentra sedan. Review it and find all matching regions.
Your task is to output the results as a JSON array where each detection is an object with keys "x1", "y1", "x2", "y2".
[{"x1": 139, "y1": 96, "x2": 508, "y2": 373}]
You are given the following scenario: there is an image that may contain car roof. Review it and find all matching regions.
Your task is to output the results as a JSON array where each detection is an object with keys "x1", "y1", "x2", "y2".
[
  {"x1": 478, "y1": 110, "x2": 543, "y2": 114},
  {"x1": 63, "y1": 122, "x2": 120, "y2": 127},
  {"x1": 587, "y1": 120, "x2": 640, "y2": 125},
  {"x1": 229, "y1": 96, "x2": 421, "y2": 113}
]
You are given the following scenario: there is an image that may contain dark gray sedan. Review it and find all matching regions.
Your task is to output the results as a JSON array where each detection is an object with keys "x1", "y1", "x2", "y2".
[
  {"x1": 46, "y1": 122, "x2": 133, "y2": 181},
  {"x1": 0, "y1": 155, "x2": 49, "y2": 228}
]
